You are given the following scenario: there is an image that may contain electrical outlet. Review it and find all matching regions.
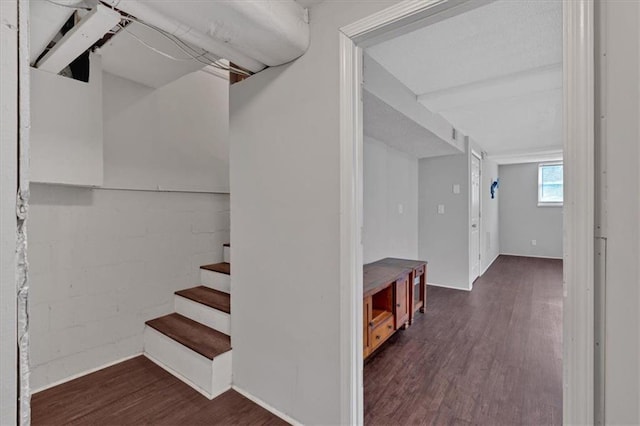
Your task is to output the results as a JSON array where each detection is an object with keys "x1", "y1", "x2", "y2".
[
  {"x1": 398, "y1": 204, "x2": 404, "y2": 214},
  {"x1": 438, "y1": 205, "x2": 445, "y2": 214},
  {"x1": 453, "y1": 184, "x2": 460, "y2": 194},
  {"x1": 531, "y1": 239, "x2": 537, "y2": 246}
]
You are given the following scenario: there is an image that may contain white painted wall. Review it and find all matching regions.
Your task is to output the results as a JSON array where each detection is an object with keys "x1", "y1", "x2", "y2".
[
  {"x1": 418, "y1": 153, "x2": 470, "y2": 290},
  {"x1": 229, "y1": 1, "x2": 397, "y2": 424},
  {"x1": 28, "y1": 62, "x2": 232, "y2": 391},
  {"x1": 103, "y1": 70, "x2": 230, "y2": 193},
  {"x1": 480, "y1": 157, "x2": 500, "y2": 273},
  {"x1": 0, "y1": 1, "x2": 18, "y2": 422},
  {"x1": 28, "y1": 184, "x2": 230, "y2": 391},
  {"x1": 363, "y1": 136, "x2": 418, "y2": 264},
  {"x1": 498, "y1": 163, "x2": 563, "y2": 258},
  {"x1": 596, "y1": 1, "x2": 640, "y2": 423},
  {"x1": 30, "y1": 55, "x2": 104, "y2": 186}
]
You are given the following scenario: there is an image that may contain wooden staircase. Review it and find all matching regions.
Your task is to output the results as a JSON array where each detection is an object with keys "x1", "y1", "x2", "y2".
[{"x1": 143, "y1": 243, "x2": 233, "y2": 399}]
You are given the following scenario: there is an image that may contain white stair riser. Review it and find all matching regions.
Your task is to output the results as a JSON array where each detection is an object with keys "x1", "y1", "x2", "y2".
[
  {"x1": 143, "y1": 327, "x2": 231, "y2": 399},
  {"x1": 174, "y1": 295, "x2": 231, "y2": 336},
  {"x1": 223, "y1": 246, "x2": 231, "y2": 263},
  {"x1": 201, "y1": 269, "x2": 230, "y2": 294}
]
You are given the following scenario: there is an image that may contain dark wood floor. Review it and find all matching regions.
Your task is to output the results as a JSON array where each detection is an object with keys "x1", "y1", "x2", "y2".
[
  {"x1": 32, "y1": 356, "x2": 288, "y2": 425},
  {"x1": 364, "y1": 255, "x2": 563, "y2": 426}
]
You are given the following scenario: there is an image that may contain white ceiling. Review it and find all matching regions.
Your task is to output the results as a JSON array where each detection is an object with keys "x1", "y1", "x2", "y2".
[
  {"x1": 364, "y1": 91, "x2": 460, "y2": 159},
  {"x1": 365, "y1": 0, "x2": 563, "y2": 157},
  {"x1": 100, "y1": 22, "x2": 208, "y2": 88}
]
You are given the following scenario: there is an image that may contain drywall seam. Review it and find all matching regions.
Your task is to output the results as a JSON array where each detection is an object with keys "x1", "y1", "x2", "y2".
[
  {"x1": 16, "y1": 193, "x2": 29, "y2": 426},
  {"x1": 18, "y1": 0, "x2": 31, "y2": 423}
]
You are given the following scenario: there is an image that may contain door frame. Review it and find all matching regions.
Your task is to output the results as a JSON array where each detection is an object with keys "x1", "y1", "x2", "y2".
[
  {"x1": 469, "y1": 150, "x2": 482, "y2": 287},
  {"x1": 338, "y1": 0, "x2": 595, "y2": 424}
]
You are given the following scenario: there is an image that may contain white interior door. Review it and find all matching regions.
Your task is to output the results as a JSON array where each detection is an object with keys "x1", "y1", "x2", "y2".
[{"x1": 470, "y1": 154, "x2": 481, "y2": 281}]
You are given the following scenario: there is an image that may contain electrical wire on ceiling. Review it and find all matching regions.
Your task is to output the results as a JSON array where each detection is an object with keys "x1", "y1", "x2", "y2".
[
  {"x1": 43, "y1": 0, "x2": 251, "y2": 76},
  {"x1": 44, "y1": 0, "x2": 91, "y2": 11},
  {"x1": 118, "y1": 15, "x2": 250, "y2": 76}
]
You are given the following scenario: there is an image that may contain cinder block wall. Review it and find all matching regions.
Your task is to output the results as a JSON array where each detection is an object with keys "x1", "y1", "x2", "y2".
[{"x1": 28, "y1": 183, "x2": 230, "y2": 391}]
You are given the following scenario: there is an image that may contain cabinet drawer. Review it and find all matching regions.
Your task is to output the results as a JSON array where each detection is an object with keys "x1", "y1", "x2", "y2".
[{"x1": 371, "y1": 315, "x2": 395, "y2": 350}]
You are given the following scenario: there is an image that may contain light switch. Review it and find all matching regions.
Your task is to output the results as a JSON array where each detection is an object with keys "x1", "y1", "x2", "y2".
[
  {"x1": 531, "y1": 239, "x2": 537, "y2": 246},
  {"x1": 398, "y1": 204, "x2": 404, "y2": 214},
  {"x1": 438, "y1": 204, "x2": 445, "y2": 214},
  {"x1": 453, "y1": 184, "x2": 461, "y2": 194}
]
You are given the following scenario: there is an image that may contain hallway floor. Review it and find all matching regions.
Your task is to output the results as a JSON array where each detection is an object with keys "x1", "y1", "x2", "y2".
[
  {"x1": 31, "y1": 356, "x2": 287, "y2": 425},
  {"x1": 364, "y1": 255, "x2": 563, "y2": 425}
]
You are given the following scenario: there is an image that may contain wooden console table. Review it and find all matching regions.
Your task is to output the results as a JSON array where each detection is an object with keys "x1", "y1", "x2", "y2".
[{"x1": 363, "y1": 258, "x2": 427, "y2": 359}]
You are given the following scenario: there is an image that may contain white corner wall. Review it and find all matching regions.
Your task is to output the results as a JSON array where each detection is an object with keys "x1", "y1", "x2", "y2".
[
  {"x1": 480, "y1": 157, "x2": 500, "y2": 273},
  {"x1": 363, "y1": 136, "x2": 418, "y2": 264},
  {"x1": 30, "y1": 55, "x2": 104, "y2": 186},
  {"x1": 418, "y1": 153, "x2": 470, "y2": 290},
  {"x1": 103, "y1": 70, "x2": 230, "y2": 193},
  {"x1": 28, "y1": 184, "x2": 230, "y2": 391},
  {"x1": 0, "y1": 0, "x2": 18, "y2": 422},
  {"x1": 498, "y1": 163, "x2": 562, "y2": 259},
  {"x1": 229, "y1": 1, "x2": 397, "y2": 424},
  {"x1": 597, "y1": 1, "x2": 640, "y2": 423}
]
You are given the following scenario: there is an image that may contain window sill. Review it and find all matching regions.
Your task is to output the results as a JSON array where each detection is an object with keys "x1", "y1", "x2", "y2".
[{"x1": 538, "y1": 202, "x2": 563, "y2": 207}]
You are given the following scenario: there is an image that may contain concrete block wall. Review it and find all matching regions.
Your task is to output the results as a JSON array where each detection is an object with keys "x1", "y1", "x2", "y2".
[{"x1": 28, "y1": 183, "x2": 230, "y2": 391}]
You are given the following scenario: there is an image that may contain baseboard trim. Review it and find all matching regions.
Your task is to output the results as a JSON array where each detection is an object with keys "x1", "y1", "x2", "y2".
[
  {"x1": 32, "y1": 352, "x2": 142, "y2": 394},
  {"x1": 500, "y1": 253, "x2": 563, "y2": 260},
  {"x1": 427, "y1": 282, "x2": 471, "y2": 292},
  {"x1": 481, "y1": 253, "x2": 500, "y2": 275},
  {"x1": 232, "y1": 385, "x2": 302, "y2": 426}
]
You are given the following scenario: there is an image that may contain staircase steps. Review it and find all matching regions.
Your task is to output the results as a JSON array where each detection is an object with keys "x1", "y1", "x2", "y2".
[
  {"x1": 175, "y1": 286, "x2": 230, "y2": 314},
  {"x1": 146, "y1": 313, "x2": 231, "y2": 360},
  {"x1": 201, "y1": 262, "x2": 230, "y2": 275},
  {"x1": 143, "y1": 242, "x2": 234, "y2": 399},
  {"x1": 200, "y1": 262, "x2": 231, "y2": 293},
  {"x1": 174, "y1": 286, "x2": 231, "y2": 335},
  {"x1": 143, "y1": 313, "x2": 232, "y2": 399}
]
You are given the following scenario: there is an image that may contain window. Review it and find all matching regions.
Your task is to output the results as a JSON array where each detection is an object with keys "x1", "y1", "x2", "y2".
[{"x1": 538, "y1": 162, "x2": 563, "y2": 206}]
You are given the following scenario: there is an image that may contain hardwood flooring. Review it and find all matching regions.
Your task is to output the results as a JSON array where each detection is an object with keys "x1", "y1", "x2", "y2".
[
  {"x1": 364, "y1": 255, "x2": 563, "y2": 426},
  {"x1": 32, "y1": 356, "x2": 287, "y2": 426}
]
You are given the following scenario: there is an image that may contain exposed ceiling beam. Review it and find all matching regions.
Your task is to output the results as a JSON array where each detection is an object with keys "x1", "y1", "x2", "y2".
[
  {"x1": 417, "y1": 62, "x2": 562, "y2": 113},
  {"x1": 488, "y1": 147, "x2": 563, "y2": 165},
  {"x1": 36, "y1": 4, "x2": 121, "y2": 74},
  {"x1": 364, "y1": 53, "x2": 464, "y2": 153}
]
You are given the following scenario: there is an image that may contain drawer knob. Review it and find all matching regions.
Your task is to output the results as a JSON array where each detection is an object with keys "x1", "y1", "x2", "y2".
[
  {"x1": 396, "y1": 303, "x2": 401, "y2": 307},
  {"x1": 388, "y1": 324, "x2": 392, "y2": 329},
  {"x1": 376, "y1": 335, "x2": 381, "y2": 340},
  {"x1": 369, "y1": 321, "x2": 374, "y2": 327}
]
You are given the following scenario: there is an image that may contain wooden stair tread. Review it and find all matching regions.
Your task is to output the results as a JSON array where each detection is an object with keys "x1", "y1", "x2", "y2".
[
  {"x1": 145, "y1": 313, "x2": 231, "y2": 360},
  {"x1": 175, "y1": 286, "x2": 230, "y2": 314},
  {"x1": 200, "y1": 262, "x2": 230, "y2": 275}
]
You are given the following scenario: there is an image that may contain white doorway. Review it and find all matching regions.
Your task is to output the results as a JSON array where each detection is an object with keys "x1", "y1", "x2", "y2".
[
  {"x1": 338, "y1": 1, "x2": 595, "y2": 424},
  {"x1": 470, "y1": 152, "x2": 481, "y2": 284}
]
